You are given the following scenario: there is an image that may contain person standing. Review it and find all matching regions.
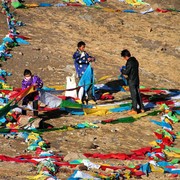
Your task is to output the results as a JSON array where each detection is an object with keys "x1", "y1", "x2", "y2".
[
  {"x1": 120, "y1": 49, "x2": 144, "y2": 114},
  {"x1": 73, "y1": 41, "x2": 96, "y2": 104},
  {"x1": 73, "y1": 41, "x2": 95, "y2": 79}
]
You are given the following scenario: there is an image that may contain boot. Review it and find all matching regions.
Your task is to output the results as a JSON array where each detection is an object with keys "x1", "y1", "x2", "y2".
[
  {"x1": 22, "y1": 110, "x2": 27, "y2": 115},
  {"x1": 33, "y1": 100, "x2": 38, "y2": 117}
]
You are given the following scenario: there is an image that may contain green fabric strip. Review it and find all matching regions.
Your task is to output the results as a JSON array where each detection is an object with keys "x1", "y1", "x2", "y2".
[
  {"x1": 170, "y1": 159, "x2": 180, "y2": 164},
  {"x1": 0, "y1": 100, "x2": 17, "y2": 117},
  {"x1": 101, "y1": 116, "x2": 136, "y2": 124},
  {"x1": 147, "y1": 110, "x2": 161, "y2": 116},
  {"x1": 166, "y1": 147, "x2": 180, "y2": 154},
  {"x1": 60, "y1": 100, "x2": 82, "y2": 109}
]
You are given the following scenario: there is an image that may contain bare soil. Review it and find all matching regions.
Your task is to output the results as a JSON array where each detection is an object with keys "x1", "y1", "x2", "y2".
[{"x1": 0, "y1": 0, "x2": 180, "y2": 179}]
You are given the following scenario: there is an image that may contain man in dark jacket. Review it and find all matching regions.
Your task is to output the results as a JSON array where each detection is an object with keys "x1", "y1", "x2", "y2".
[{"x1": 121, "y1": 49, "x2": 144, "y2": 114}]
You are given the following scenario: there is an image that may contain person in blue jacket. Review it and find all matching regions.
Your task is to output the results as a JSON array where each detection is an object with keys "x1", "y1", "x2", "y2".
[
  {"x1": 73, "y1": 41, "x2": 96, "y2": 104},
  {"x1": 73, "y1": 41, "x2": 95, "y2": 79}
]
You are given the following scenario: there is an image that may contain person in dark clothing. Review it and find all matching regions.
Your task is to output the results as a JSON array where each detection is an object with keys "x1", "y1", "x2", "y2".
[{"x1": 120, "y1": 49, "x2": 144, "y2": 114}]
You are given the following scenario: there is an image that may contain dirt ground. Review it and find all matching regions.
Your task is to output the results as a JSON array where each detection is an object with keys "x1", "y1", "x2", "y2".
[{"x1": 0, "y1": 0, "x2": 180, "y2": 179}]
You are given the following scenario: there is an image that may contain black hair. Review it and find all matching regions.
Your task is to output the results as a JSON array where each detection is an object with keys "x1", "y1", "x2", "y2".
[
  {"x1": 24, "y1": 69, "x2": 32, "y2": 76},
  {"x1": 77, "y1": 41, "x2": 86, "y2": 48},
  {"x1": 121, "y1": 49, "x2": 131, "y2": 57}
]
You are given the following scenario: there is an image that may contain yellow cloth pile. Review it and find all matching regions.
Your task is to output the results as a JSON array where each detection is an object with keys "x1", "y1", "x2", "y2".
[{"x1": 125, "y1": 0, "x2": 149, "y2": 6}]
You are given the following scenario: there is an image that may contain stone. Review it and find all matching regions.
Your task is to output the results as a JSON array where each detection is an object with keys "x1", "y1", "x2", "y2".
[
  {"x1": 64, "y1": 152, "x2": 86, "y2": 162},
  {"x1": 47, "y1": 65, "x2": 54, "y2": 71}
]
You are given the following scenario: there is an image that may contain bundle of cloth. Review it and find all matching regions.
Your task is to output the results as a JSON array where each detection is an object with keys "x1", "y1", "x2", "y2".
[
  {"x1": 122, "y1": 0, "x2": 150, "y2": 6},
  {"x1": 11, "y1": 0, "x2": 25, "y2": 8},
  {"x1": 64, "y1": 0, "x2": 102, "y2": 6},
  {"x1": 1, "y1": 1, "x2": 28, "y2": 61}
]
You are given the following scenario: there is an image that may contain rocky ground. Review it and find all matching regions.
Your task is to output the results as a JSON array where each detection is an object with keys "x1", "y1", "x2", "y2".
[{"x1": 0, "y1": 0, "x2": 180, "y2": 179}]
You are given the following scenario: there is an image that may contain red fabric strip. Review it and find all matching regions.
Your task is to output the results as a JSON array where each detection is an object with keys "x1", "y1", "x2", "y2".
[
  {"x1": 84, "y1": 153, "x2": 145, "y2": 160},
  {"x1": 154, "y1": 132, "x2": 163, "y2": 139},
  {"x1": 131, "y1": 147, "x2": 152, "y2": 156}
]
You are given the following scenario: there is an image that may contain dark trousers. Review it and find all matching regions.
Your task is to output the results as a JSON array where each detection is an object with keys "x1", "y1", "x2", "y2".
[
  {"x1": 129, "y1": 84, "x2": 144, "y2": 112},
  {"x1": 22, "y1": 93, "x2": 39, "y2": 116}
]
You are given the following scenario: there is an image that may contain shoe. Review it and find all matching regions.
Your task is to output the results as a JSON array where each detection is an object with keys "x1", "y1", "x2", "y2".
[{"x1": 128, "y1": 110, "x2": 138, "y2": 115}]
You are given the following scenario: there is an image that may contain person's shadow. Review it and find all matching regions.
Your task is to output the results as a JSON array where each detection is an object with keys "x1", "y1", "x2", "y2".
[
  {"x1": 105, "y1": 79, "x2": 126, "y2": 93},
  {"x1": 38, "y1": 109, "x2": 68, "y2": 129},
  {"x1": 95, "y1": 78, "x2": 126, "y2": 98}
]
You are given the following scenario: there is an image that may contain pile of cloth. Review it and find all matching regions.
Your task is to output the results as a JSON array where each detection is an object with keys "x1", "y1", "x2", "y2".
[
  {"x1": 0, "y1": 0, "x2": 28, "y2": 62},
  {"x1": 63, "y1": 0, "x2": 103, "y2": 6}
]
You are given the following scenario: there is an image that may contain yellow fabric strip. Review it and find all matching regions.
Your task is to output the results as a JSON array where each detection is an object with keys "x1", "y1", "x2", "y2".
[
  {"x1": 132, "y1": 112, "x2": 147, "y2": 119},
  {"x1": 84, "y1": 108, "x2": 111, "y2": 116},
  {"x1": 150, "y1": 164, "x2": 164, "y2": 173},
  {"x1": 164, "y1": 150, "x2": 180, "y2": 158}
]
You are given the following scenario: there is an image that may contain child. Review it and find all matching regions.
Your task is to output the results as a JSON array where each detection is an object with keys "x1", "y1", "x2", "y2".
[
  {"x1": 22, "y1": 69, "x2": 43, "y2": 116},
  {"x1": 73, "y1": 41, "x2": 96, "y2": 104},
  {"x1": 73, "y1": 41, "x2": 95, "y2": 79}
]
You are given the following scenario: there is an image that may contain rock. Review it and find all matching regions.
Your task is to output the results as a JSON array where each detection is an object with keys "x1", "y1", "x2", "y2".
[
  {"x1": 19, "y1": 52, "x2": 23, "y2": 55},
  {"x1": 111, "y1": 128, "x2": 119, "y2": 132},
  {"x1": 93, "y1": 120, "x2": 101, "y2": 124},
  {"x1": 79, "y1": 15, "x2": 92, "y2": 22},
  {"x1": 47, "y1": 65, "x2": 54, "y2": 71},
  {"x1": 78, "y1": 164, "x2": 88, "y2": 171},
  {"x1": 89, "y1": 143, "x2": 100, "y2": 150},
  {"x1": 161, "y1": 47, "x2": 167, "y2": 51},
  {"x1": 32, "y1": 47, "x2": 41, "y2": 51},
  {"x1": 64, "y1": 152, "x2": 86, "y2": 162},
  {"x1": 45, "y1": 55, "x2": 49, "y2": 60},
  {"x1": 27, "y1": 166, "x2": 36, "y2": 172},
  {"x1": 175, "y1": 47, "x2": 180, "y2": 53}
]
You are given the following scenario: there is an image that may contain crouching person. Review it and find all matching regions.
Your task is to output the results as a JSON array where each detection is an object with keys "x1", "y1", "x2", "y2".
[{"x1": 22, "y1": 69, "x2": 43, "y2": 116}]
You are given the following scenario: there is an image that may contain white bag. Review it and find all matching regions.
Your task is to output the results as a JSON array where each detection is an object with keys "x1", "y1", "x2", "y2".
[
  {"x1": 65, "y1": 74, "x2": 77, "y2": 98},
  {"x1": 40, "y1": 91, "x2": 62, "y2": 108}
]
